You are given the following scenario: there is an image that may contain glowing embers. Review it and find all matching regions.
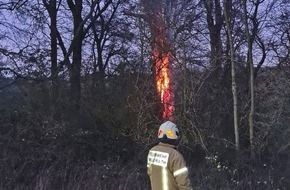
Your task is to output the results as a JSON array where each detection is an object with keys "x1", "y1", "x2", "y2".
[{"x1": 153, "y1": 51, "x2": 174, "y2": 121}]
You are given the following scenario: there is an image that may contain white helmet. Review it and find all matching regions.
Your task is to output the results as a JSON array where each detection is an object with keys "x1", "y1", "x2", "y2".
[{"x1": 158, "y1": 121, "x2": 180, "y2": 140}]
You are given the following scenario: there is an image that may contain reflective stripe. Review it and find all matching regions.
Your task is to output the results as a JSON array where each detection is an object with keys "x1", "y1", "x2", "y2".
[
  {"x1": 173, "y1": 167, "x2": 188, "y2": 177},
  {"x1": 162, "y1": 167, "x2": 169, "y2": 190}
]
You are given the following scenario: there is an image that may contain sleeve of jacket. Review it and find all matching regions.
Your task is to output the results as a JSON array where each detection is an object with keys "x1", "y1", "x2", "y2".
[{"x1": 172, "y1": 151, "x2": 193, "y2": 190}]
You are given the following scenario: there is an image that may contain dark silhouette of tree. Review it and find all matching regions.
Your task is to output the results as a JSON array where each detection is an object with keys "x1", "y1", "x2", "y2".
[
  {"x1": 43, "y1": 0, "x2": 59, "y2": 118},
  {"x1": 202, "y1": 0, "x2": 224, "y2": 79},
  {"x1": 66, "y1": 0, "x2": 84, "y2": 111}
]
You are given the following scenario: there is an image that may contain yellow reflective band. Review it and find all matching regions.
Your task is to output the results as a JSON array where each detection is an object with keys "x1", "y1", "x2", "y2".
[
  {"x1": 162, "y1": 167, "x2": 169, "y2": 190},
  {"x1": 173, "y1": 167, "x2": 188, "y2": 177}
]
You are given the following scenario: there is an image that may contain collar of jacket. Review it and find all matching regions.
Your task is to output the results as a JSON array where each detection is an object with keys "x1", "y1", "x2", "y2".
[{"x1": 158, "y1": 142, "x2": 177, "y2": 149}]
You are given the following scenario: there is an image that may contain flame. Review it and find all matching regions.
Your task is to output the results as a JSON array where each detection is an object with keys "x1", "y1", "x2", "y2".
[{"x1": 153, "y1": 50, "x2": 174, "y2": 121}]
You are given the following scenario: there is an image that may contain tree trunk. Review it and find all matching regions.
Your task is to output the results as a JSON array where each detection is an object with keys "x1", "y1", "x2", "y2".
[
  {"x1": 67, "y1": 0, "x2": 83, "y2": 111},
  {"x1": 142, "y1": 0, "x2": 174, "y2": 120},
  {"x1": 203, "y1": 0, "x2": 223, "y2": 79},
  {"x1": 43, "y1": 0, "x2": 59, "y2": 119},
  {"x1": 223, "y1": 0, "x2": 239, "y2": 151},
  {"x1": 243, "y1": 0, "x2": 255, "y2": 157}
]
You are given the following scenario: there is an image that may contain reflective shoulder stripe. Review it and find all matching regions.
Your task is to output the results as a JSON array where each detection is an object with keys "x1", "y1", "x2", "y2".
[{"x1": 173, "y1": 167, "x2": 188, "y2": 177}]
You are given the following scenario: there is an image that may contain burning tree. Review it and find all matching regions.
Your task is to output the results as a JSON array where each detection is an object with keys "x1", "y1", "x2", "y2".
[{"x1": 143, "y1": 0, "x2": 174, "y2": 121}]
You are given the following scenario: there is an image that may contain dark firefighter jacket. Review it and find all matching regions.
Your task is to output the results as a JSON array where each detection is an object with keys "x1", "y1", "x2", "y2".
[{"x1": 147, "y1": 142, "x2": 192, "y2": 190}]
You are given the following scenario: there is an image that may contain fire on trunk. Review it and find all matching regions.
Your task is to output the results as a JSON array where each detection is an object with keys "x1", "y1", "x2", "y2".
[
  {"x1": 153, "y1": 50, "x2": 174, "y2": 121},
  {"x1": 143, "y1": 0, "x2": 174, "y2": 121},
  {"x1": 152, "y1": 16, "x2": 174, "y2": 121}
]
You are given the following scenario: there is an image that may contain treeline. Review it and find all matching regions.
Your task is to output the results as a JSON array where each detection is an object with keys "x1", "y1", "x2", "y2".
[{"x1": 0, "y1": 0, "x2": 290, "y2": 189}]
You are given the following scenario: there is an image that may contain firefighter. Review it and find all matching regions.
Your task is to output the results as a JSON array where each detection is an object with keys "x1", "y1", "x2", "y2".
[{"x1": 147, "y1": 121, "x2": 193, "y2": 190}]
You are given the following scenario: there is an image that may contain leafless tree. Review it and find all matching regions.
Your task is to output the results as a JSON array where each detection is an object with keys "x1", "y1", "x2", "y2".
[
  {"x1": 202, "y1": 0, "x2": 224, "y2": 79},
  {"x1": 43, "y1": 0, "x2": 60, "y2": 117},
  {"x1": 224, "y1": 0, "x2": 239, "y2": 151}
]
